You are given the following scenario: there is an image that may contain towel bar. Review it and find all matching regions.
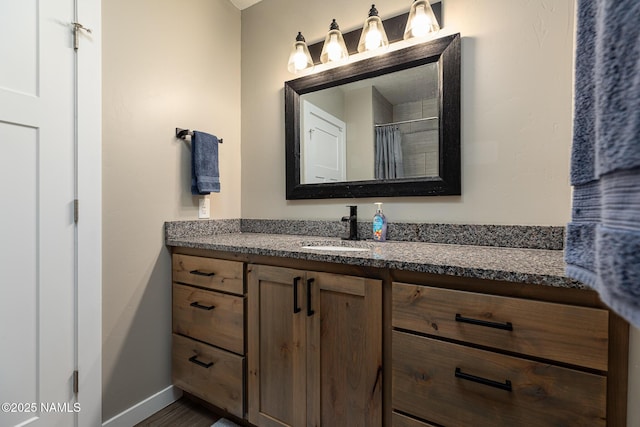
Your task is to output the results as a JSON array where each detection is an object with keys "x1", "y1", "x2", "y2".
[{"x1": 176, "y1": 127, "x2": 223, "y2": 143}]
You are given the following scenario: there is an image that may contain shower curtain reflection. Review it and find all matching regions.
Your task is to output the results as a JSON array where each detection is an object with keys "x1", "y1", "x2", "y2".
[{"x1": 375, "y1": 125, "x2": 404, "y2": 179}]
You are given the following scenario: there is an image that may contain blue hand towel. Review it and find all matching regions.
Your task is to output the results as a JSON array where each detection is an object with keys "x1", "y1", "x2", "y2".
[
  {"x1": 566, "y1": 0, "x2": 640, "y2": 327},
  {"x1": 191, "y1": 130, "x2": 220, "y2": 195}
]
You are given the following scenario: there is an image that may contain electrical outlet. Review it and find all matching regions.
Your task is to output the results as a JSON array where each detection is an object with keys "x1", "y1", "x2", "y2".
[{"x1": 198, "y1": 196, "x2": 210, "y2": 219}]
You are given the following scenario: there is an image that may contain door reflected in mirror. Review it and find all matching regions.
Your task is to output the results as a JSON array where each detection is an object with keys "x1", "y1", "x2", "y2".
[{"x1": 300, "y1": 63, "x2": 439, "y2": 184}]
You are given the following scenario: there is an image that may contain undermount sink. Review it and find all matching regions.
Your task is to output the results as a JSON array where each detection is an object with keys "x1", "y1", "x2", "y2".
[{"x1": 301, "y1": 245, "x2": 371, "y2": 252}]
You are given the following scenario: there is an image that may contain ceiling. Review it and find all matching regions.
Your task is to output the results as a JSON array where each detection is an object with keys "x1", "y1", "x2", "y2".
[
  {"x1": 230, "y1": 0, "x2": 263, "y2": 10},
  {"x1": 337, "y1": 62, "x2": 438, "y2": 105}
]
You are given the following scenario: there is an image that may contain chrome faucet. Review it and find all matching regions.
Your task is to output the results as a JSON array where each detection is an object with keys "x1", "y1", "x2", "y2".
[{"x1": 341, "y1": 205, "x2": 358, "y2": 240}]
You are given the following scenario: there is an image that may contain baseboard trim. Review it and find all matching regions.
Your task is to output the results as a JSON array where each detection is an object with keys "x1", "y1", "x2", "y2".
[{"x1": 102, "y1": 385, "x2": 183, "y2": 427}]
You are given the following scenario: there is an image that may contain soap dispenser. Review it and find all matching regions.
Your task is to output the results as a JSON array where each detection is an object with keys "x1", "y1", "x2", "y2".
[{"x1": 372, "y1": 202, "x2": 387, "y2": 242}]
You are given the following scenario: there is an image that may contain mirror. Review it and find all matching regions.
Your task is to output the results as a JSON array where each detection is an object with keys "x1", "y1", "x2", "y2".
[
  {"x1": 285, "y1": 33, "x2": 460, "y2": 199},
  {"x1": 300, "y1": 62, "x2": 439, "y2": 184}
]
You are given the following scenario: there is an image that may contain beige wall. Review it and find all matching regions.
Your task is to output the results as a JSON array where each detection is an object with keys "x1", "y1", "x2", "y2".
[
  {"x1": 102, "y1": 0, "x2": 241, "y2": 420},
  {"x1": 240, "y1": 0, "x2": 638, "y2": 425},
  {"x1": 241, "y1": 0, "x2": 574, "y2": 225},
  {"x1": 345, "y1": 87, "x2": 374, "y2": 181}
]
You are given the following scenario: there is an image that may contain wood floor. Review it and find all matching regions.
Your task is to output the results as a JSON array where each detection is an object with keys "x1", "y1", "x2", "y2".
[{"x1": 134, "y1": 397, "x2": 220, "y2": 427}]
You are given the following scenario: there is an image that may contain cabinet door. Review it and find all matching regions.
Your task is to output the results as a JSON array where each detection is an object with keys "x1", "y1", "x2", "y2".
[
  {"x1": 248, "y1": 265, "x2": 307, "y2": 427},
  {"x1": 306, "y1": 272, "x2": 382, "y2": 427}
]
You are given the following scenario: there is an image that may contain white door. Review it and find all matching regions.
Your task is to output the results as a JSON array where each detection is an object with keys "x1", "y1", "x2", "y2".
[
  {"x1": 0, "y1": 0, "x2": 78, "y2": 426},
  {"x1": 302, "y1": 100, "x2": 346, "y2": 184}
]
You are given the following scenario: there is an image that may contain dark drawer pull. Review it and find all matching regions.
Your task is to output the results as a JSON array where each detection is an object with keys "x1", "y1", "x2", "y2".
[
  {"x1": 455, "y1": 367, "x2": 512, "y2": 392},
  {"x1": 455, "y1": 313, "x2": 513, "y2": 331},
  {"x1": 306, "y1": 278, "x2": 315, "y2": 317},
  {"x1": 189, "y1": 269, "x2": 215, "y2": 277},
  {"x1": 189, "y1": 355, "x2": 214, "y2": 369},
  {"x1": 190, "y1": 301, "x2": 215, "y2": 311},
  {"x1": 293, "y1": 276, "x2": 302, "y2": 314}
]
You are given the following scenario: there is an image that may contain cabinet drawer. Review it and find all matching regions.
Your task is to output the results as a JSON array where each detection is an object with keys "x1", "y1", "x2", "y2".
[
  {"x1": 392, "y1": 283, "x2": 609, "y2": 371},
  {"x1": 392, "y1": 412, "x2": 437, "y2": 427},
  {"x1": 173, "y1": 283, "x2": 244, "y2": 354},
  {"x1": 172, "y1": 334, "x2": 244, "y2": 418},
  {"x1": 392, "y1": 331, "x2": 606, "y2": 427},
  {"x1": 173, "y1": 254, "x2": 244, "y2": 295}
]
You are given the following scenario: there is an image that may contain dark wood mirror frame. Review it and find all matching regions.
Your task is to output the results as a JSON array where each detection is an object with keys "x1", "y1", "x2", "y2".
[{"x1": 285, "y1": 32, "x2": 460, "y2": 200}]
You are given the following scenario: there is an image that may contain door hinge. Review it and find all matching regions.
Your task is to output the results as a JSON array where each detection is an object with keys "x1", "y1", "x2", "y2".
[
  {"x1": 73, "y1": 370, "x2": 79, "y2": 394},
  {"x1": 74, "y1": 199, "x2": 79, "y2": 224}
]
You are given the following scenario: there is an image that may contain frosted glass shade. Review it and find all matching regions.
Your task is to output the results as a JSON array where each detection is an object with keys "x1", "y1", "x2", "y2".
[
  {"x1": 287, "y1": 32, "x2": 314, "y2": 74},
  {"x1": 403, "y1": 0, "x2": 440, "y2": 40}
]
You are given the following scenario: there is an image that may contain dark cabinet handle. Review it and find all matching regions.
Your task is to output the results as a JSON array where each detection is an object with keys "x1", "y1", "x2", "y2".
[
  {"x1": 307, "y1": 278, "x2": 315, "y2": 317},
  {"x1": 189, "y1": 355, "x2": 214, "y2": 369},
  {"x1": 293, "y1": 277, "x2": 302, "y2": 314},
  {"x1": 189, "y1": 269, "x2": 215, "y2": 277},
  {"x1": 455, "y1": 313, "x2": 513, "y2": 331},
  {"x1": 190, "y1": 301, "x2": 215, "y2": 311},
  {"x1": 455, "y1": 367, "x2": 512, "y2": 392}
]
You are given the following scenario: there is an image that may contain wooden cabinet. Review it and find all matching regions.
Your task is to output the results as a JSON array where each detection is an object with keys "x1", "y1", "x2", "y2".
[
  {"x1": 171, "y1": 254, "x2": 246, "y2": 418},
  {"x1": 392, "y1": 284, "x2": 609, "y2": 370},
  {"x1": 168, "y1": 247, "x2": 627, "y2": 426},
  {"x1": 173, "y1": 334, "x2": 244, "y2": 416},
  {"x1": 172, "y1": 253, "x2": 243, "y2": 294},
  {"x1": 247, "y1": 264, "x2": 382, "y2": 427},
  {"x1": 391, "y1": 282, "x2": 612, "y2": 427}
]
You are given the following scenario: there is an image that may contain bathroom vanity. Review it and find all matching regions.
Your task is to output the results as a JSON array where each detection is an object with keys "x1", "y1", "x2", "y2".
[{"x1": 167, "y1": 223, "x2": 628, "y2": 427}]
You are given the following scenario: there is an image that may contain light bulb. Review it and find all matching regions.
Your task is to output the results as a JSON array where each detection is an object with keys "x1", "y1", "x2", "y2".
[
  {"x1": 410, "y1": 5, "x2": 431, "y2": 38},
  {"x1": 287, "y1": 32, "x2": 313, "y2": 74},
  {"x1": 321, "y1": 19, "x2": 348, "y2": 64},
  {"x1": 364, "y1": 21, "x2": 383, "y2": 50},
  {"x1": 327, "y1": 34, "x2": 343, "y2": 62},
  {"x1": 292, "y1": 45, "x2": 308, "y2": 71},
  {"x1": 357, "y1": 5, "x2": 389, "y2": 53}
]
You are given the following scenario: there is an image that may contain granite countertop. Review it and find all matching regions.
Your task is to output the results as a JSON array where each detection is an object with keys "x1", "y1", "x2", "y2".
[{"x1": 166, "y1": 230, "x2": 582, "y2": 289}]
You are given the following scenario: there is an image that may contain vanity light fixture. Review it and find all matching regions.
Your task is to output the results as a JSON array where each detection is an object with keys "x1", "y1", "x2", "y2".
[
  {"x1": 403, "y1": 0, "x2": 440, "y2": 40},
  {"x1": 357, "y1": 5, "x2": 389, "y2": 53},
  {"x1": 287, "y1": 32, "x2": 314, "y2": 74},
  {"x1": 320, "y1": 19, "x2": 349, "y2": 64}
]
